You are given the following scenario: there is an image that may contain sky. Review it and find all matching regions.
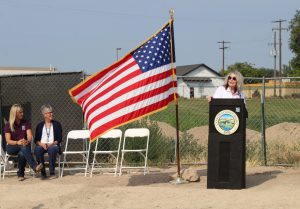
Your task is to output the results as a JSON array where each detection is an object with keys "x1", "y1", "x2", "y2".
[{"x1": 0, "y1": 0, "x2": 299, "y2": 75}]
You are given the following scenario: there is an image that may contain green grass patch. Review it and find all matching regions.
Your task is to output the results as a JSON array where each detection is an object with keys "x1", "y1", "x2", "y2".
[{"x1": 149, "y1": 98, "x2": 300, "y2": 132}]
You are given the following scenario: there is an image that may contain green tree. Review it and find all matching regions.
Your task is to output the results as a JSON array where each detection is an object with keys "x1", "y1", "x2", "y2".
[
  {"x1": 225, "y1": 62, "x2": 274, "y2": 82},
  {"x1": 225, "y1": 62, "x2": 255, "y2": 77},
  {"x1": 289, "y1": 10, "x2": 300, "y2": 76}
]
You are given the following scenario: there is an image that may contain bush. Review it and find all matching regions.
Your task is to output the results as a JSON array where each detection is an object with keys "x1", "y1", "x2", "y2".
[{"x1": 179, "y1": 131, "x2": 207, "y2": 163}]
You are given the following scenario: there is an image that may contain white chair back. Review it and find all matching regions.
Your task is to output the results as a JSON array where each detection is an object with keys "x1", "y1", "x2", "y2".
[
  {"x1": 67, "y1": 130, "x2": 90, "y2": 139},
  {"x1": 124, "y1": 128, "x2": 149, "y2": 138},
  {"x1": 101, "y1": 129, "x2": 122, "y2": 139}
]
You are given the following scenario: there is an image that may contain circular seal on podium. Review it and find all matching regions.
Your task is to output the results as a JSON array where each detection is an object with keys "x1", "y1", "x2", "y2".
[{"x1": 214, "y1": 110, "x2": 239, "y2": 135}]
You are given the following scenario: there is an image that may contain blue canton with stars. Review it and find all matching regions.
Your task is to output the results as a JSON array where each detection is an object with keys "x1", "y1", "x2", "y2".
[{"x1": 132, "y1": 24, "x2": 174, "y2": 73}]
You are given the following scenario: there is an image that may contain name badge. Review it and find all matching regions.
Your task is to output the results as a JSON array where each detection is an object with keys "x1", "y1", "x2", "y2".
[{"x1": 22, "y1": 125, "x2": 26, "y2": 131}]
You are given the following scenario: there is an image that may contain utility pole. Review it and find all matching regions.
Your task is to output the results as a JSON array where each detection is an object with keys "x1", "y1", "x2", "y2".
[
  {"x1": 272, "y1": 19, "x2": 287, "y2": 77},
  {"x1": 273, "y1": 31, "x2": 277, "y2": 97},
  {"x1": 272, "y1": 19, "x2": 287, "y2": 97},
  {"x1": 269, "y1": 31, "x2": 278, "y2": 96},
  {"x1": 218, "y1": 41, "x2": 230, "y2": 75}
]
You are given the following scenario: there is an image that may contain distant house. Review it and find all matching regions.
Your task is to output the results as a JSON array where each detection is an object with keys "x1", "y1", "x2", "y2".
[
  {"x1": 176, "y1": 64, "x2": 223, "y2": 98},
  {"x1": 0, "y1": 66, "x2": 57, "y2": 76}
]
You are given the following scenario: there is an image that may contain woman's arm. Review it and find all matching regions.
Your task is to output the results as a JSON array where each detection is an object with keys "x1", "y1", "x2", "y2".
[
  {"x1": 5, "y1": 132, "x2": 18, "y2": 145},
  {"x1": 24, "y1": 129, "x2": 33, "y2": 146}
]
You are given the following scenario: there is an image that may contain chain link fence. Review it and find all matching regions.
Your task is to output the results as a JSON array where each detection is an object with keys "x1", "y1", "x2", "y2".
[
  {"x1": 1, "y1": 73, "x2": 299, "y2": 170},
  {"x1": 148, "y1": 76, "x2": 300, "y2": 166},
  {"x1": 0, "y1": 72, "x2": 84, "y2": 152}
]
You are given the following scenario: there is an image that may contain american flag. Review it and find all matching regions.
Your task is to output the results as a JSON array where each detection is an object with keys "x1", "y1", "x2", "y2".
[{"x1": 69, "y1": 20, "x2": 177, "y2": 141}]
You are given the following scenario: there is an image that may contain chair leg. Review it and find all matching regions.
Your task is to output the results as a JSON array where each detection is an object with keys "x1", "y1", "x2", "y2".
[
  {"x1": 58, "y1": 155, "x2": 61, "y2": 177},
  {"x1": 119, "y1": 151, "x2": 125, "y2": 176},
  {"x1": 144, "y1": 151, "x2": 149, "y2": 175},
  {"x1": 114, "y1": 154, "x2": 119, "y2": 177},
  {"x1": 84, "y1": 143, "x2": 91, "y2": 177},
  {"x1": 61, "y1": 154, "x2": 66, "y2": 177},
  {"x1": 3, "y1": 156, "x2": 8, "y2": 179},
  {"x1": 90, "y1": 153, "x2": 96, "y2": 177}
]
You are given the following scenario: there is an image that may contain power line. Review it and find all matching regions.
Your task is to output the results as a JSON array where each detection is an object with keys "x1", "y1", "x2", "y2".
[
  {"x1": 272, "y1": 19, "x2": 288, "y2": 98},
  {"x1": 272, "y1": 19, "x2": 288, "y2": 77},
  {"x1": 218, "y1": 41, "x2": 230, "y2": 75}
]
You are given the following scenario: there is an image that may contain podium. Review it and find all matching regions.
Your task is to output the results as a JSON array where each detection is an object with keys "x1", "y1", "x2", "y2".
[{"x1": 207, "y1": 99, "x2": 247, "y2": 189}]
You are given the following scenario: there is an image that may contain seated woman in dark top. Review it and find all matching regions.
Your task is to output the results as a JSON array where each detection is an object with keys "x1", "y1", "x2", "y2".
[
  {"x1": 4, "y1": 104, "x2": 43, "y2": 181},
  {"x1": 34, "y1": 104, "x2": 62, "y2": 179}
]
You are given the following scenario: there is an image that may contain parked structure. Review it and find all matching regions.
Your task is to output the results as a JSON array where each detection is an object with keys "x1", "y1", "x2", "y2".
[{"x1": 176, "y1": 64, "x2": 223, "y2": 98}]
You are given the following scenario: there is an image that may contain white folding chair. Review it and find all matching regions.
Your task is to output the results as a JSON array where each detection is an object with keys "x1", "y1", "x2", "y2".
[
  {"x1": 119, "y1": 128, "x2": 150, "y2": 176},
  {"x1": 90, "y1": 129, "x2": 122, "y2": 177},
  {"x1": 2, "y1": 138, "x2": 34, "y2": 179},
  {"x1": 61, "y1": 130, "x2": 91, "y2": 177},
  {"x1": 0, "y1": 135, "x2": 4, "y2": 178}
]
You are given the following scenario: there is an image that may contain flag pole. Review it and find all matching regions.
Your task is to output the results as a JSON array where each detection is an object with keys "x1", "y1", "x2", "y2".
[{"x1": 169, "y1": 8, "x2": 187, "y2": 185}]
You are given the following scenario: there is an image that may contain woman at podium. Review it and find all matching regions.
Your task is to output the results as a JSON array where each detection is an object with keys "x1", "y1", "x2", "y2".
[{"x1": 208, "y1": 70, "x2": 246, "y2": 103}]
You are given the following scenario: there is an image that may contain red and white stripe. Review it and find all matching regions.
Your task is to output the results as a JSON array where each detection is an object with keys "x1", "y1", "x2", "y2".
[{"x1": 70, "y1": 54, "x2": 176, "y2": 141}]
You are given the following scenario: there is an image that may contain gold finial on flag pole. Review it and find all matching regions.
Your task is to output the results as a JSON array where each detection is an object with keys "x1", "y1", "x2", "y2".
[{"x1": 169, "y1": 8, "x2": 174, "y2": 20}]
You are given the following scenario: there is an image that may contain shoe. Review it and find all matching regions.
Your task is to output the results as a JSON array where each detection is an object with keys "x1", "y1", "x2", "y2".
[
  {"x1": 18, "y1": 176, "x2": 25, "y2": 181},
  {"x1": 40, "y1": 175, "x2": 47, "y2": 180},
  {"x1": 35, "y1": 163, "x2": 43, "y2": 173}
]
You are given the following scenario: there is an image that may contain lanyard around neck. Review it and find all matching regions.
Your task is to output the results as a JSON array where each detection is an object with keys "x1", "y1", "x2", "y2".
[{"x1": 45, "y1": 123, "x2": 52, "y2": 143}]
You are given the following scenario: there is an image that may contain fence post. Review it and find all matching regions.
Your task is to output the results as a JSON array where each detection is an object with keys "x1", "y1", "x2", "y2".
[
  {"x1": 274, "y1": 78, "x2": 277, "y2": 97},
  {"x1": 279, "y1": 77, "x2": 282, "y2": 97},
  {"x1": 261, "y1": 77, "x2": 267, "y2": 166}
]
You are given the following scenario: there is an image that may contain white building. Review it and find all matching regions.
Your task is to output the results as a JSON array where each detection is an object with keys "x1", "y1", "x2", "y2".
[
  {"x1": 177, "y1": 64, "x2": 224, "y2": 98},
  {"x1": 0, "y1": 66, "x2": 57, "y2": 76}
]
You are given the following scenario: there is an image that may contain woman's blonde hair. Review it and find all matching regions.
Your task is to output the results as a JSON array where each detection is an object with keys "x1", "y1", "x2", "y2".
[
  {"x1": 223, "y1": 70, "x2": 244, "y2": 93},
  {"x1": 9, "y1": 104, "x2": 23, "y2": 132}
]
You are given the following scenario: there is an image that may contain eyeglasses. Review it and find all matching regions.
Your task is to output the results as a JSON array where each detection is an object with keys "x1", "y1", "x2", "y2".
[
  {"x1": 228, "y1": 76, "x2": 237, "y2": 81},
  {"x1": 45, "y1": 112, "x2": 53, "y2": 114}
]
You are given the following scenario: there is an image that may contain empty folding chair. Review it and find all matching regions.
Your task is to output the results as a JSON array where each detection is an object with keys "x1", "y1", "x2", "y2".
[
  {"x1": 119, "y1": 128, "x2": 150, "y2": 176},
  {"x1": 90, "y1": 129, "x2": 122, "y2": 177},
  {"x1": 61, "y1": 130, "x2": 91, "y2": 177}
]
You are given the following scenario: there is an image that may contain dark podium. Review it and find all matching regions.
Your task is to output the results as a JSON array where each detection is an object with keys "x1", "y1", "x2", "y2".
[{"x1": 207, "y1": 99, "x2": 247, "y2": 189}]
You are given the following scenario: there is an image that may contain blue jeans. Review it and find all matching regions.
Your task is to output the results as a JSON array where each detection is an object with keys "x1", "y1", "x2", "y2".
[
  {"x1": 6, "y1": 144, "x2": 38, "y2": 177},
  {"x1": 34, "y1": 145, "x2": 59, "y2": 176}
]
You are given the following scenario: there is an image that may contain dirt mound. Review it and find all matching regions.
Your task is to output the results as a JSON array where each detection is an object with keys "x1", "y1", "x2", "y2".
[
  {"x1": 155, "y1": 121, "x2": 182, "y2": 139},
  {"x1": 266, "y1": 122, "x2": 300, "y2": 142},
  {"x1": 246, "y1": 129, "x2": 261, "y2": 141},
  {"x1": 154, "y1": 121, "x2": 300, "y2": 143},
  {"x1": 155, "y1": 121, "x2": 261, "y2": 142},
  {"x1": 188, "y1": 126, "x2": 261, "y2": 142},
  {"x1": 187, "y1": 126, "x2": 209, "y2": 142}
]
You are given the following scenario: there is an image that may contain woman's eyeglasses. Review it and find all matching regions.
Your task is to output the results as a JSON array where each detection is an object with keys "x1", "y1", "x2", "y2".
[{"x1": 228, "y1": 76, "x2": 237, "y2": 81}]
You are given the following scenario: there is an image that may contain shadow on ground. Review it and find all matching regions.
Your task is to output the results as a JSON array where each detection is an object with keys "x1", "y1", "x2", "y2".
[
  {"x1": 246, "y1": 170, "x2": 282, "y2": 188},
  {"x1": 127, "y1": 172, "x2": 173, "y2": 186}
]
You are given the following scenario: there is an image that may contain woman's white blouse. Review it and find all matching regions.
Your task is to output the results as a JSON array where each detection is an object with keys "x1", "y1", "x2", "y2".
[{"x1": 213, "y1": 86, "x2": 246, "y2": 103}]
